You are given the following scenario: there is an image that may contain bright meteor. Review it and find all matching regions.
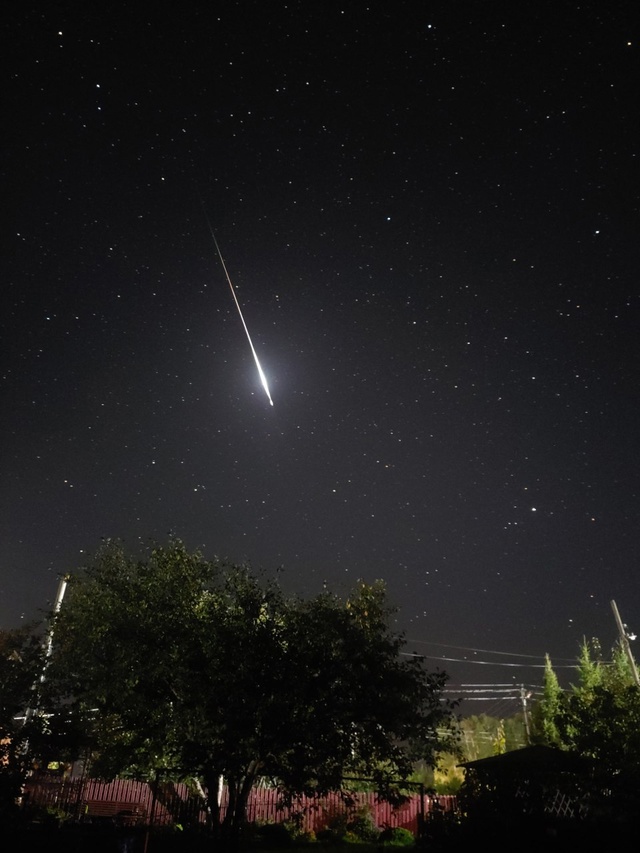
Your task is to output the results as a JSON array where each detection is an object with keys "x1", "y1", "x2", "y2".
[{"x1": 205, "y1": 218, "x2": 274, "y2": 407}]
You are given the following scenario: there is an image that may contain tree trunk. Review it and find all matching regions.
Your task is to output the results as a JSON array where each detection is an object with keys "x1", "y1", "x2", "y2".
[
  {"x1": 221, "y1": 764, "x2": 262, "y2": 843},
  {"x1": 233, "y1": 770, "x2": 257, "y2": 835},
  {"x1": 202, "y1": 769, "x2": 223, "y2": 836},
  {"x1": 223, "y1": 778, "x2": 238, "y2": 838}
]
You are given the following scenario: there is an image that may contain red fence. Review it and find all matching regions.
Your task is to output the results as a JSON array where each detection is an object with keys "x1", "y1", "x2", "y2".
[{"x1": 23, "y1": 774, "x2": 457, "y2": 835}]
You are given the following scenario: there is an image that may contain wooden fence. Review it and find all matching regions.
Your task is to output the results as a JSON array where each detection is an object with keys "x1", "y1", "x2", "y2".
[{"x1": 23, "y1": 773, "x2": 457, "y2": 835}]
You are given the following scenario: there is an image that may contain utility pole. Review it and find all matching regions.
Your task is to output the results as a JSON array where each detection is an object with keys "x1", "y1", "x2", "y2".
[
  {"x1": 23, "y1": 575, "x2": 69, "y2": 726},
  {"x1": 611, "y1": 600, "x2": 640, "y2": 688},
  {"x1": 44, "y1": 575, "x2": 68, "y2": 659},
  {"x1": 520, "y1": 685, "x2": 532, "y2": 744},
  {"x1": 17, "y1": 575, "x2": 70, "y2": 806}
]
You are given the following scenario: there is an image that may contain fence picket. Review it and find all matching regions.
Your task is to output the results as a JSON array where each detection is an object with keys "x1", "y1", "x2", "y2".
[{"x1": 23, "y1": 773, "x2": 457, "y2": 835}]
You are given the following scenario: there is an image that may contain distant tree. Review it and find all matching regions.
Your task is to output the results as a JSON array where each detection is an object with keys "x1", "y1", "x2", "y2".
[
  {"x1": 43, "y1": 539, "x2": 458, "y2": 840},
  {"x1": 416, "y1": 751, "x2": 465, "y2": 794},
  {"x1": 575, "y1": 637, "x2": 607, "y2": 692},
  {"x1": 530, "y1": 654, "x2": 563, "y2": 746},
  {"x1": 458, "y1": 715, "x2": 494, "y2": 762},
  {"x1": 502, "y1": 713, "x2": 528, "y2": 751},
  {"x1": 457, "y1": 713, "x2": 527, "y2": 763}
]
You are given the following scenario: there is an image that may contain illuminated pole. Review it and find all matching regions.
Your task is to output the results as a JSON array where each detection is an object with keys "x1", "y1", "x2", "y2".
[
  {"x1": 18, "y1": 574, "x2": 70, "y2": 801},
  {"x1": 520, "y1": 686, "x2": 532, "y2": 744},
  {"x1": 23, "y1": 575, "x2": 69, "y2": 725},
  {"x1": 611, "y1": 600, "x2": 640, "y2": 688},
  {"x1": 44, "y1": 575, "x2": 68, "y2": 660}
]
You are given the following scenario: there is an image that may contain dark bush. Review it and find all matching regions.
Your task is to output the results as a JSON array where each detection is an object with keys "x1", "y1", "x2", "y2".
[
  {"x1": 258, "y1": 820, "x2": 294, "y2": 847},
  {"x1": 346, "y1": 806, "x2": 380, "y2": 843},
  {"x1": 379, "y1": 826, "x2": 414, "y2": 846}
]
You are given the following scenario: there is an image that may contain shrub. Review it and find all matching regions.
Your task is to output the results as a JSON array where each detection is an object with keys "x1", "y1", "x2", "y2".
[
  {"x1": 316, "y1": 826, "x2": 344, "y2": 845},
  {"x1": 318, "y1": 805, "x2": 380, "y2": 844},
  {"x1": 346, "y1": 806, "x2": 380, "y2": 843},
  {"x1": 379, "y1": 826, "x2": 415, "y2": 846},
  {"x1": 259, "y1": 821, "x2": 295, "y2": 847}
]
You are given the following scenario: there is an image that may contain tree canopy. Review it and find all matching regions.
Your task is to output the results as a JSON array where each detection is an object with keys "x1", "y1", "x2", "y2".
[
  {"x1": 0, "y1": 625, "x2": 47, "y2": 821},
  {"x1": 531, "y1": 639, "x2": 640, "y2": 821},
  {"x1": 43, "y1": 539, "x2": 458, "y2": 837}
]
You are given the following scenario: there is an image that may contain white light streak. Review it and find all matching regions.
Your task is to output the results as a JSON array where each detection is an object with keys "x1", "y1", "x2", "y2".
[{"x1": 206, "y1": 219, "x2": 274, "y2": 406}]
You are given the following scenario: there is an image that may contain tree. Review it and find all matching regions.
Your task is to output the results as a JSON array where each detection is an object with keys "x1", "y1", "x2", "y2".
[
  {"x1": 555, "y1": 641, "x2": 640, "y2": 764},
  {"x1": 530, "y1": 654, "x2": 563, "y2": 746},
  {"x1": 0, "y1": 625, "x2": 47, "y2": 822},
  {"x1": 457, "y1": 714, "x2": 527, "y2": 763},
  {"x1": 43, "y1": 539, "x2": 457, "y2": 840},
  {"x1": 533, "y1": 639, "x2": 640, "y2": 821}
]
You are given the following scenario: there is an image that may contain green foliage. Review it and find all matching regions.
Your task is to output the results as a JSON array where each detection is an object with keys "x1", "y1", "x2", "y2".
[
  {"x1": 258, "y1": 820, "x2": 295, "y2": 847},
  {"x1": 419, "y1": 804, "x2": 463, "y2": 849},
  {"x1": 555, "y1": 643, "x2": 640, "y2": 776},
  {"x1": 530, "y1": 638, "x2": 640, "y2": 820},
  {"x1": 456, "y1": 713, "x2": 526, "y2": 764},
  {"x1": 345, "y1": 805, "x2": 380, "y2": 842},
  {"x1": 138, "y1": 825, "x2": 213, "y2": 853},
  {"x1": 41, "y1": 539, "x2": 457, "y2": 839},
  {"x1": 281, "y1": 819, "x2": 317, "y2": 845},
  {"x1": 378, "y1": 826, "x2": 415, "y2": 845},
  {"x1": 0, "y1": 624, "x2": 49, "y2": 821},
  {"x1": 27, "y1": 802, "x2": 71, "y2": 827},
  {"x1": 530, "y1": 654, "x2": 563, "y2": 746},
  {"x1": 317, "y1": 805, "x2": 381, "y2": 844},
  {"x1": 432, "y1": 755, "x2": 463, "y2": 794},
  {"x1": 271, "y1": 582, "x2": 458, "y2": 797},
  {"x1": 533, "y1": 639, "x2": 640, "y2": 768}
]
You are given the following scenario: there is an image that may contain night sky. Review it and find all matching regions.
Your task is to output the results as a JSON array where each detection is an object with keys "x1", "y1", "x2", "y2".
[{"x1": 3, "y1": 2, "x2": 639, "y2": 707}]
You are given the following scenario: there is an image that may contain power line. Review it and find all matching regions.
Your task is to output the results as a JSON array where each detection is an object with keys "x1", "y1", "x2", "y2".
[
  {"x1": 458, "y1": 683, "x2": 539, "y2": 687},
  {"x1": 446, "y1": 679, "x2": 541, "y2": 692},
  {"x1": 406, "y1": 638, "x2": 578, "y2": 664},
  {"x1": 403, "y1": 652, "x2": 577, "y2": 668}
]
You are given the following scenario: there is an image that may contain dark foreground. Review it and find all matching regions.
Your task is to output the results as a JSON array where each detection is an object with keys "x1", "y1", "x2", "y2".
[{"x1": 4, "y1": 817, "x2": 637, "y2": 853}]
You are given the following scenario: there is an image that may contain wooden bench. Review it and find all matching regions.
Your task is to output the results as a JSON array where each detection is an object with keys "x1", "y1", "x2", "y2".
[{"x1": 83, "y1": 801, "x2": 146, "y2": 824}]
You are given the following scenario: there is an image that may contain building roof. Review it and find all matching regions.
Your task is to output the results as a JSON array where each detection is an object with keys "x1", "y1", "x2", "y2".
[{"x1": 459, "y1": 744, "x2": 594, "y2": 775}]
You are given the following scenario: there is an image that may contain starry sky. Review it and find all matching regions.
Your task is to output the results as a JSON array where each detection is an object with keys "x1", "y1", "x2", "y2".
[{"x1": 3, "y1": 2, "x2": 639, "y2": 704}]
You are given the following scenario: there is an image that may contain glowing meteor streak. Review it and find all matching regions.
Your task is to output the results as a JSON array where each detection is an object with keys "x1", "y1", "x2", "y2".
[{"x1": 206, "y1": 221, "x2": 274, "y2": 406}]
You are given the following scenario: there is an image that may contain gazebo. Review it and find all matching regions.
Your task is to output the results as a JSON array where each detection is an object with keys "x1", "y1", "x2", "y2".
[{"x1": 458, "y1": 745, "x2": 596, "y2": 825}]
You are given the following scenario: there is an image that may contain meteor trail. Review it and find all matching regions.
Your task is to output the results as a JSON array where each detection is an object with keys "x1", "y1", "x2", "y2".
[{"x1": 204, "y1": 214, "x2": 274, "y2": 406}]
